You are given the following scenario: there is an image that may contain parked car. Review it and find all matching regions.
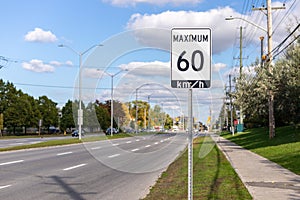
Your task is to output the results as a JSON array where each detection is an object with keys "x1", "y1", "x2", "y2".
[
  {"x1": 105, "y1": 128, "x2": 118, "y2": 135},
  {"x1": 72, "y1": 130, "x2": 84, "y2": 137}
]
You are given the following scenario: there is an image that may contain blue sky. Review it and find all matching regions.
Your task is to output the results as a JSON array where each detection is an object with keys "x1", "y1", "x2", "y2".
[{"x1": 0, "y1": 0, "x2": 298, "y2": 123}]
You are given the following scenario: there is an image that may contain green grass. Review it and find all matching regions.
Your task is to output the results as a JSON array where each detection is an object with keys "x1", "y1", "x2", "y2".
[
  {"x1": 143, "y1": 137, "x2": 251, "y2": 200},
  {"x1": 0, "y1": 133, "x2": 131, "y2": 152},
  {"x1": 222, "y1": 126, "x2": 300, "y2": 175}
]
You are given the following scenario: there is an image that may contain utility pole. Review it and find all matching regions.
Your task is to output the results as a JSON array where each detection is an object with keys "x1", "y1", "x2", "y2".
[
  {"x1": 239, "y1": 26, "x2": 244, "y2": 129},
  {"x1": 252, "y1": 0, "x2": 285, "y2": 138},
  {"x1": 233, "y1": 26, "x2": 246, "y2": 132},
  {"x1": 229, "y1": 74, "x2": 234, "y2": 135}
]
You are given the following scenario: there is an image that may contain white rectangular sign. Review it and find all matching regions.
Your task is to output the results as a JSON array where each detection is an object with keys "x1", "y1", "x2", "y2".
[{"x1": 171, "y1": 28, "x2": 212, "y2": 88}]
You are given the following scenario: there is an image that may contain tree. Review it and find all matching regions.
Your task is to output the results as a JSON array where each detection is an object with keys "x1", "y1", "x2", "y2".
[
  {"x1": 38, "y1": 95, "x2": 58, "y2": 133},
  {"x1": 60, "y1": 100, "x2": 75, "y2": 132},
  {"x1": 95, "y1": 100, "x2": 110, "y2": 131}
]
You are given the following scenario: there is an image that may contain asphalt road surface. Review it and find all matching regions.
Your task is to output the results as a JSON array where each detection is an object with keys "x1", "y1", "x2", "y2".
[{"x1": 0, "y1": 133, "x2": 188, "y2": 200}]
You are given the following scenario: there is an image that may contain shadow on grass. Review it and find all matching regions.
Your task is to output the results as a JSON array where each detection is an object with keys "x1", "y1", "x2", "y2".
[{"x1": 222, "y1": 126, "x2": 300, "y2": 150}]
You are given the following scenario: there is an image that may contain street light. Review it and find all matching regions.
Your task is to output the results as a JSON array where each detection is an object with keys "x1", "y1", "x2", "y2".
[
  {"x1": 225, "y1": 16, "x2": 267, "y2": 33},
  {"x1": 135, "y1": 84, "x2": 149, "y2": 134},
  {"x1": 58, "y1": 43, "x2": 103, "y2": 140},
  {"x1": 102, "y1": 69, "x2": 128, "y2": 136}
]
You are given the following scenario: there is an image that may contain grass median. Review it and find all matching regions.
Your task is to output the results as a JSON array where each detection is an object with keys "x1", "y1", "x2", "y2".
[
  {"x1": 222, "y1": 126, "x2": 300, "y2": 175},
  {"x1": 143, "y1": 136, "x2": 251, "y2": 200},
  {"x1": 0, "y1": 133, "x2": 131, "y2": 152}
]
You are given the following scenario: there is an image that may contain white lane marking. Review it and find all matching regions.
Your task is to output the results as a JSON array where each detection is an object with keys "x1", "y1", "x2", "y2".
[
  {"x1": 63, "y1": 163, "x2": 86, "y2": 171},
  {"x1": 0, "y1": 160, "x2": 24, "y2": 166},
  {"x1": 126, "y1": 141, "x2": 132, "y2": 144},
  {"x1": 57, "y1": 152, "x2": 73, "y2": 156},
  {"x1": 108, "y1": 154, "x2": 120, "y2": 158},
  {"x1": 145, "y1": 145, "x2": 151, "y2": 148},
  {"x1": 135, "y1": 139, "x2": 140, "y2": 142},
  {"x1": 0, "y1": 185, "x2": 11, "y2": 190},
  {"x1": 112, "y1": 143, "x2": 119, "y2": 146},
  {"x1": 91, "y1": 146, "x2": 101, "y2": 150},
  {"x1": 154, "y1": 142, "x2": 158, "y2": 145},
  {"x1": 160, "y1": 140, "x2": 164, "y2": 143},
  {"x1": 131, "y1": 148, "x2": 139, "y2": 152}
]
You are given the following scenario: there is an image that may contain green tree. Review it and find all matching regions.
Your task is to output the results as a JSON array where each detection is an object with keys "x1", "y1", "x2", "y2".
[
  {"x1": 60, "y1": 100, "x2": 75, "y2": 132},
  {"x1": 38, "y1": 95, "x2": 58, "y2": 133}
]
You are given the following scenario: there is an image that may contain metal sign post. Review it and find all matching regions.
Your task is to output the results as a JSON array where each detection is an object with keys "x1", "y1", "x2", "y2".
[
  {"x1": 188, "y1": 88, "x2": 193, "y2": 200},
  {"x1": 171, "y1": 28, "x2": 211, "y2": 200}
]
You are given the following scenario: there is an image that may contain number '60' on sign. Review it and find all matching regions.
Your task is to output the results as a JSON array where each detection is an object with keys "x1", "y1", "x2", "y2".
[{"x1": 177, "y1": 50, "x2": 204, "y2": 72}]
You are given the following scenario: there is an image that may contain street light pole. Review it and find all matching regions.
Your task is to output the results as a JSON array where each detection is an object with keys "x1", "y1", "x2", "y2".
[
  {"x1": 103, "y1": 70, "x2": 126, "y2": 136},
  {"x1": 58, "y1": 44, "x2": 102, "y2": 140}
]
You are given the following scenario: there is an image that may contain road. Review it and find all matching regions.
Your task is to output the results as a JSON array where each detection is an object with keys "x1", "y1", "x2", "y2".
[{"x1": 0, "y1": 133, "x2": 188, "y2": 200}]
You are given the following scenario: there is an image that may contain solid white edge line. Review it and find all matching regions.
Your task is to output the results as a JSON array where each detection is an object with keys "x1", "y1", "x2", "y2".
[
  {"x1": 0, "y1": 185, "x2": 11, "y2": 190},
  {"x1": 63, "y1": 163, "x2": 86, "y2": 171},
  {"x1": 108, "y1": 154, "x2": 120, "y2": 158},
  {"x1": 57, "y1": 152, "x2": 73, "y2": 156},
  {"x1": 0, "y1": 160, "x2": 24, "y2": 166}
]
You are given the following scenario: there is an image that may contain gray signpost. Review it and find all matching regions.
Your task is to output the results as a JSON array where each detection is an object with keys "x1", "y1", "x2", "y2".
[{"x1": 171, "y1": 28, "x2": 211, "y2": 200}]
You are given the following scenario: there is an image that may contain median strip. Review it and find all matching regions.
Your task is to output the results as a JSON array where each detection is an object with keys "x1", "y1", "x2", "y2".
[
  {"x1": 0, "y1": 160, "x2": 24, "y2": 166},
  {"x1": 63, "y1": 163, "x2": 86, "y2": 171}
]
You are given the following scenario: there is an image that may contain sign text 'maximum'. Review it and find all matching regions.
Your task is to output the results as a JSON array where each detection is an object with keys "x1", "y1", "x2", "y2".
[{"x1": 173, "y1": 34, "x2": 209, "y2": 43}]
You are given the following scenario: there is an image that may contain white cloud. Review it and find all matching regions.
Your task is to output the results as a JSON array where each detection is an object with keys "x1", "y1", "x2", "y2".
[
  {"x1": 50, "y1": 60, "x2": 74, "y2": 67},
  {"x1": 22, "y1": 59, "x2": 55, "y2": 73},
  {"x1": 104, "y1": 0, "x2": 202, "y2": 6},
  {"x1": 119, "y1": 60, "x2": 169, "y2": 77},
  {"x1": 127, "y1": 7, "x2": 240, "y2": 54},
  {"x1": 24, "y1": 28, "x2": 57, "y2": 43},
  {"x1": 213, "y1": 63, "x2": 227, "y2": 72}
]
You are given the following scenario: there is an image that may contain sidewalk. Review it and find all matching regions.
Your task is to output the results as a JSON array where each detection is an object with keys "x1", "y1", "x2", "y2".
[{"x1": 211, "y1": 134, "x2": 300, "y2": 200}]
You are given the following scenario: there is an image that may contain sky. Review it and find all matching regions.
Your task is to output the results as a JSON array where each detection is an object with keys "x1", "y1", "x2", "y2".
[{"x1": 0, "y1": 0, "x2": 299, "y2": 124}]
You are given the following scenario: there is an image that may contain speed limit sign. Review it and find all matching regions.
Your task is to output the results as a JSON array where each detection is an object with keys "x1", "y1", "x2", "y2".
[{"x1": 171, "y1": 28, "x2": 211, "y2": 88}]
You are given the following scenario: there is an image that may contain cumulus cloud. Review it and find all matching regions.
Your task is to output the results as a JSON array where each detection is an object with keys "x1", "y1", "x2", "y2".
[
  {"x1": 104, "y1": 0, "x2": 203, "y2": 6},
  {"x1": 24, "y1": 28, "x2": 57, "y2": 43},
  {"x1": 127, "y1": 7, "x2": 240, "y2": 54},
  {"x1": 22, "y1": 59, "x2": 55, "y2": 73}
]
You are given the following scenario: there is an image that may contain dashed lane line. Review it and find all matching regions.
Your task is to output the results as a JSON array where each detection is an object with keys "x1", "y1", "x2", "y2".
[
  {"x1": 91, "y1": 146, "x2": 101, "y2": 150},
  {"x1": 0, "y1": 185, "x2": 11, "y2": 190},
  {"x1": 57, "y1": 152, "x2": 73, "y2": 156},
  {"x1": 131, "y1": 148, "x2": 139, "y2": 152},
  {"x1": 0, "y1": 160, "x2": 24, "y2": 166},
  {"x1": 108, "y1": 154, "x2": 120, "y2": 158},
  {"x1": 63, "y1": 163, "x2": 87, "y2": 171}
]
